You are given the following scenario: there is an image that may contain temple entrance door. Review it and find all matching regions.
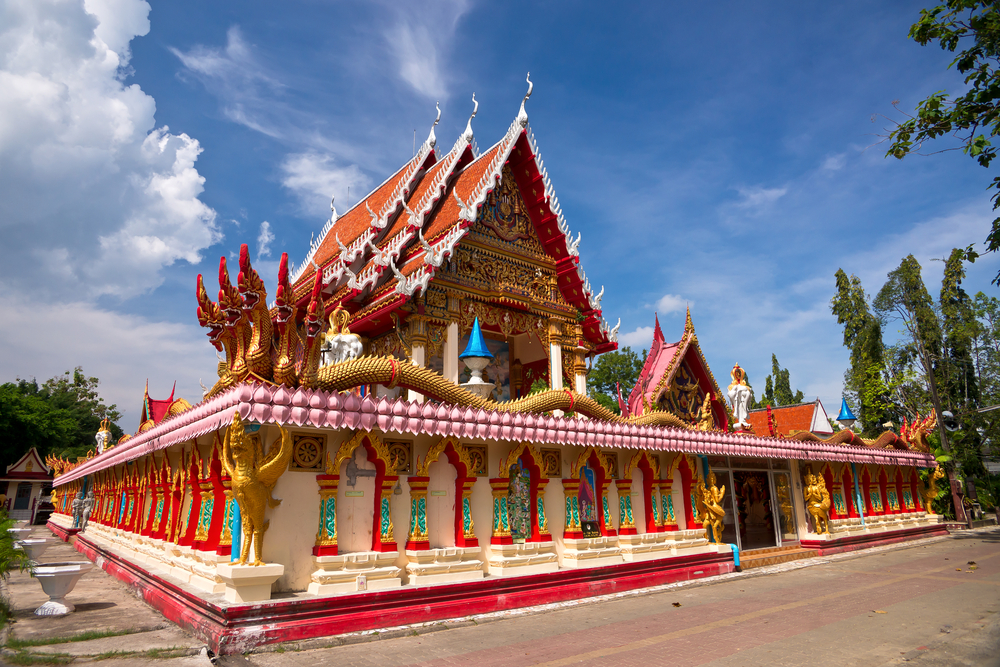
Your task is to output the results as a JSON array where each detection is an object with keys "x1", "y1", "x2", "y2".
[
  {"x1": 771, "y1": 471, "x2": 798, "y2": 544},
  {"x1": 631, "y1": 469, "x2": 647, "y2": 534},
  {"x1": 427, "y1": 459, "x2": 457, "y2": 548},
  {"x1": 718, "y1": 470, "x2": 739, "y2": 546},
  {"x1": 338, "y1": 447, "x2": 376, "y2": 553},
  {"x1": 732, "y1": 470, "x2": 777, "y2": 551}
]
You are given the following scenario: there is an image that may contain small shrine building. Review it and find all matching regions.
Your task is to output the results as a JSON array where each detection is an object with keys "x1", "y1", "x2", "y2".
[{"x1": 46, "y1": 85, "x2": 944, "y2": 654}]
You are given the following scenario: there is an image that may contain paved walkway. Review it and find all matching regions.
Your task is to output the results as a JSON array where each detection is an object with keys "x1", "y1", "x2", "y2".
[
  {"x1": 3, "y1": 525, "x2": 998, "y2": 665},
  {"x1": 248, "y1": 528, "x2": 1000, "y2": 667}
]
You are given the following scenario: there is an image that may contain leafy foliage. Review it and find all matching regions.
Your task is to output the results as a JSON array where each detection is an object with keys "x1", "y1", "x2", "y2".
[
  {"x1": 835, "y1": 252, "x2": 999, "y2": 481},
  {"x1": 587, "y1": 347, "x2": 646, "y2": 415},
  {"x1": 831, "y1": 269, "x2": 896, "y2": 436},
  {"x1": 751, "y1": 354, "x2": 805, "y2": 408},
  {"x1": 886, "y1": 1, "x2": 1000, "y2": 282},
  {"x1": 0, "y1": 368, "x2": 123, "y2": 470}
]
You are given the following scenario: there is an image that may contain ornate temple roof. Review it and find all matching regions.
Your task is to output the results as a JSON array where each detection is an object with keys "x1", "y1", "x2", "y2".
[
  {"x1": 626, "y1": 311, "x2": 729, "y2": 428},
  {"x1": 282, "y1": 83, "x2": 619, "y2": 352}
]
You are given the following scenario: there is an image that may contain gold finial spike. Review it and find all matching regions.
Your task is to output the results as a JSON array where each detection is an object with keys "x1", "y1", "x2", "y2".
[{"x1": 684, "y1": 305, "x2": 694, "y2": 334}]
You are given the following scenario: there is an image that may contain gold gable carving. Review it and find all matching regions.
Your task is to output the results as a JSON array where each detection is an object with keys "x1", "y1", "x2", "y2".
[
  {"x1": 471, "y1": 165, "x2": 545, "y2": 256},
  {"x1": 657, "y1": 359, "x2": 705, "y2": 424}
]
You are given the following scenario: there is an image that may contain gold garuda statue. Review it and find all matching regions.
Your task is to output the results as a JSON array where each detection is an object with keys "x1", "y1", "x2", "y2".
[{"x1": 221, "y1": 414, "x2": 294, "y2": 566}]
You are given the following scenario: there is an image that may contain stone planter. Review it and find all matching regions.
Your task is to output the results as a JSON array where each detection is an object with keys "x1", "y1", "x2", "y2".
[
  {"x1": 32, "y1": 561, "x2": 94, "y2": 616},
  {"x1": 16, "y1": 538, "x2": 50, "y2": 561}
]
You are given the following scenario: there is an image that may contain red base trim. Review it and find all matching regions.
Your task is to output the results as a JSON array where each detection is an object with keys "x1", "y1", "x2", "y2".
[
  {"x1": 66, "y1": 530, "x2": 733, "y2": 655},
  {"x1": 801, "y1": 523, "x2": 949, "y2": 556},
  {"x1": 312, "y1": 545, "x2": 338, "y2": 557},
  {"x1": 46, "y1": 520, "x2": 80, "y2": 542},
  {"x1": 618, "y1": 528, "x2": 637, "y2": 536},
  {"x1": 405, "y1": 540, "x2": 430, "y2": 551},
  {"x1": 216, "y1": 545, "x2": 232, "y2": 556}
]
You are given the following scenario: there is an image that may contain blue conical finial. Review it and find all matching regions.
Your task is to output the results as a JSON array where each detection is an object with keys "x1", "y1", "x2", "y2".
[
  {"x1": 836, "y1": 398, "x2": 856, "y2": 422},
  {"x1": 460, "y1": 317, "x2": 493, "y2": 360}
]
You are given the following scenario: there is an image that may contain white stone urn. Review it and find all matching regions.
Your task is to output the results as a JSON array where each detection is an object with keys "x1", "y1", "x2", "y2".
[
  {"x1": 16, "y1": 538, "x2": 50, "y2": 561},
  {"x1": 32, "y1": 561, "x2": 94, "y2": 616},
  {"x1": 8, "y1": 528, "x2": 32, "y2": 540}
]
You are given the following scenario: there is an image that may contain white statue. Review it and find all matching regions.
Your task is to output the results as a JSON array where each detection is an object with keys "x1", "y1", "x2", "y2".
[
  {"x1": 320, "y1": 307, "x2": 363, "y2": 366},
  {"x1": 727, "y1": 363, "x2": 753, "y2": 428},
  {"x1": 95, "y1": 418, "x2": 112, "y2": 454}
]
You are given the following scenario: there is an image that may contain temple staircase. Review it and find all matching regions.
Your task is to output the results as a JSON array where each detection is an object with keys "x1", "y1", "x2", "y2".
[{"x1": 738, "y1": 544, "x2": 816, "y2": 570}]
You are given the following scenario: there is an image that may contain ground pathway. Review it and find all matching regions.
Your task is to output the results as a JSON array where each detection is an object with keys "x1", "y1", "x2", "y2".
[{"x1": 1, "y1": 526, "x2": 998, "y2": 666}]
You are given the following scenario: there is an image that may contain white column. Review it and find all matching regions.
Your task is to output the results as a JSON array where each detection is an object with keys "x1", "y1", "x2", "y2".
[
  {"x1": 444, "y1": 322, "x2": 459, "y2": 384},
  {"x1": 408, "y1": 343, "x2": 425, "y2": 403}
]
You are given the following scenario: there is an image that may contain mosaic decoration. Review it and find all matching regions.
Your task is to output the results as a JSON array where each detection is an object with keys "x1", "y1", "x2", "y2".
[
  {"x1": 603, "y1": 496, "x2": 611, "y2": 529},
  {"x1": 386, "y1": 441, "x2": 413, "y2": 475},
  {"x1": 380, "y1": 496, "x2": 392, "y2": 541},
  {"x1": 887, "y1": 489, "x2": 900, "y2": 511},
  {"x1": 291, "y1": 434, "x2": 324, "y2": 471},
  {"x1": 465, "y1": 445, "x2": 487, "y2": 476},
  {"x1": 541, "y1": 448, "x2": 561, "y2": 478},
  {"x1": 196, "y1": 496, "x2": 213, "y2": 541},
  {"x1": 462, "y1": 497, "x2": 473, "y2": 535},
  {"x1": 833, "y1": 492, "x2": 846, "y2": 516},
  {"x1": 902, "y1": 488, "x2": 914, "y2": 510},
  {"x1": 324, "y1": 497, "x2": 337, "y2": 541},
  {"x1": 869, "y1": 489, "x2": 884, "y2": 513},
  {"x1": 119, "y1": 491, "x2": 126, "y2": 525},
  {"x1": 665, "y1": 494, "x2": 676, "y2": 524},
  {"x1": 537, "y1": 496, "x2": 547, "y2": 534},
  {"x1": 507, "y1": 458, "x2": 532, "y2": 541}
]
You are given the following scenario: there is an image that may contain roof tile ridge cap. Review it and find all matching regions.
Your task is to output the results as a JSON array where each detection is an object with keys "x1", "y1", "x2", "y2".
[
  {"x1": 461, "y1": 123, "x2": 523, "y2": 220},
  {"x1": 376, "y1": 142, "x2": 432, "y2": 222}
]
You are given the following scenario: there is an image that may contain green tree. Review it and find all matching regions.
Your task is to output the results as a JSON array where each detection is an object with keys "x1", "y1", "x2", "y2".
[
  {"x1": 886, "y1": 1, "x2": 1000, "y2": 282},
  {"x1": 587, "y1": 347, "x2": 646, "y2": 414},
  {"x1": 753, "y1": 354, "x2": 805, "y2": 408},
  {"x1": 831, "y1": 269, "x2": 896, "y2": 436},
  {"x1": 0, "y1": 368, "x2": 122, "y2": 470}
]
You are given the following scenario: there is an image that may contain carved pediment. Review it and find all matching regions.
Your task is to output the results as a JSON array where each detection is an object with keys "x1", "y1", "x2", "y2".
[{"x1": 469, "y1": 165, "x2": 546, "y2": 257}]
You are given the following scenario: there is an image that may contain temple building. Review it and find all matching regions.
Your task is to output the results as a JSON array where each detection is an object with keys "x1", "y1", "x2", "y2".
[{"x1": 46, "y1": 83, "x2": 944, "y2": 654}]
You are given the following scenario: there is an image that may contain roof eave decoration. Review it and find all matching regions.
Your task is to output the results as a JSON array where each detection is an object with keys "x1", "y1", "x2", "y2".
[{"x1": 52, "y1": 381, "x2": 937, "y2": 486}]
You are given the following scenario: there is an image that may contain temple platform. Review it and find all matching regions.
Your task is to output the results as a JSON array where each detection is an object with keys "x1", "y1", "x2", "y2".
[{"x1": 61, "y1": 524, "x2": 734, "y2": 655}]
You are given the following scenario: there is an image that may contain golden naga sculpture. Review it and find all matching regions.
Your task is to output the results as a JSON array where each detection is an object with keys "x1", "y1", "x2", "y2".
[
  {"x1": 313, "y1": 354, "x2": 692, "y2": 427},
  {"x1": 696, "y1": 393, "x2": 715, "y2": 431},
  {"x1": 900, "y1": 413, "x2": 936, "y2": 453},
  {"x1": 921, "y1": 465, "x2": 945, "y2": 515},
  {"x1": 221, "y1": 414, "x2": 294, "y2": 566},
  {"x1": 803, "y1": 468, "x2": 831, "y2": 534},
  {"x1": 273, "y1": 253, "x2": 300, "y2": 387},
  {"x1": 695, "y1": 471, "x2": 726, "y2": 544},
  {"x1": 237, "y1": 245, "x2": 273, "y2": 382}
]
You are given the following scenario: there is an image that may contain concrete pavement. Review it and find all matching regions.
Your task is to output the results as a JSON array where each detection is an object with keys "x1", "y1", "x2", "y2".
[
  {"x1": 2, "y1": 525, "x2": 998, "y2": 665},
  {"x1": 247, "y1": 528, "x2": 1000, "y2": 667}
]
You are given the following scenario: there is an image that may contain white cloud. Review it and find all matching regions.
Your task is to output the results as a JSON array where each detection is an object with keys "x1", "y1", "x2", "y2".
[
  {"x1": 281, "y1": 152, "x2": 371, "y2": 218},
  {"x1": 735, "y1": 185, "x2": 788, "y2": 210},
  {"x1": 256, "y1": 221, "x2": 274, "y2": 262},
  {"x1": 170, "y1": 25, "x2": 285, "y2": 138},
  {"x1": 383, "y1": 1, "x2": 471, "y2": 100},
  {"x1": 0, "y1": 0, "x2": 219, "y2": 299},
  {"x1": 0, "y1": 288, "x2": 217, "y2": 429},
  {"x1": 655, "y1": 294, "x2": 688, "y2": 314},
  {"x1": 822, "y1": 153, "x2": 846, "y2": 171},
  {"x1": 619, "y1": 326, "x2": 654, "y2": 350}
]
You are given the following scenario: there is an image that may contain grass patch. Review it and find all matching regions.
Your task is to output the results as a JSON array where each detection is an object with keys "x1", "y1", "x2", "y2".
[
  {"x1": 91, "y1": 646, "x2": 188, "y2": 661},
  {"x1": 4, "y1": 651, "x2": 73, "y2": 665},
  {"x1": 7, "y1": 628, "x2": 140, "y2": 649}
]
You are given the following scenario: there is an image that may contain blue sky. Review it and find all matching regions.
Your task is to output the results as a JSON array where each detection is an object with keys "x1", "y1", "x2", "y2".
[{"x1": 1, "y1": 0, "x2": 996, "y2": 428}]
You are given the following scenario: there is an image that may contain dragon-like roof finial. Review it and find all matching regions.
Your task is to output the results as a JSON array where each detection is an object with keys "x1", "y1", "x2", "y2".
[
  {"x1": 462, "y1": 93, "x2": 478, "y2": 144},
  {"x1": 329, "y1": 196, "x2": 337, "y2": 223},
  {"x1": 517, "y1": 72, "x2": 532, "y2": 127},
  {"x1": 427, "y1": 101, "x2": 441, "y2": 148}
]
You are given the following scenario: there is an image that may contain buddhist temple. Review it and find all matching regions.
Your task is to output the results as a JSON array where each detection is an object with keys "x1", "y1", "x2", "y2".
[{"x1": 45, "y1": 81, "x2": 945, "y2": 654}]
